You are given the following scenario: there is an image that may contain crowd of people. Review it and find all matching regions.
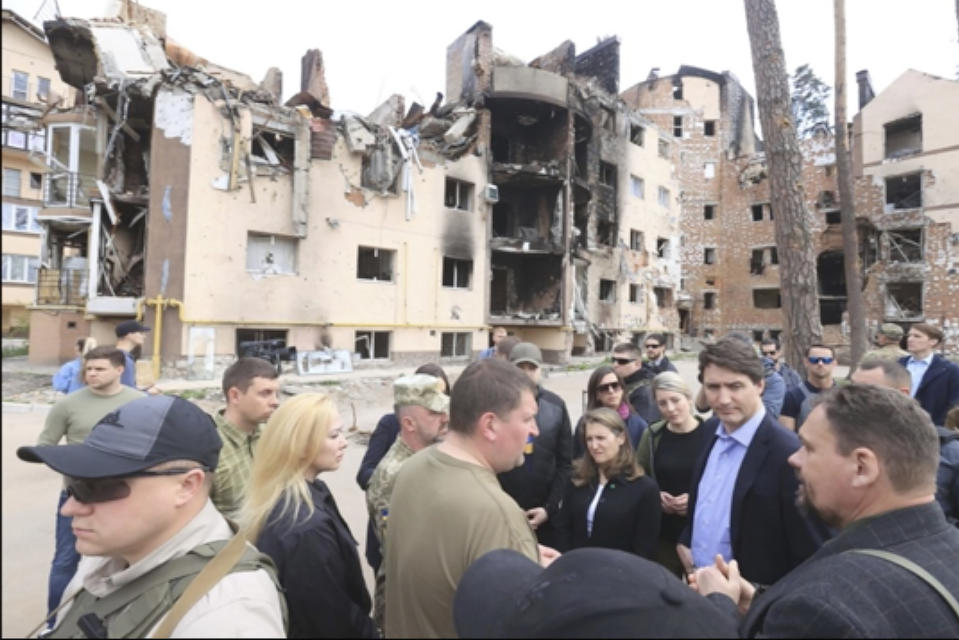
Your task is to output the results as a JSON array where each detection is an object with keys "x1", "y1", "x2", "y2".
[{"x1": 16, "y1": 320, "x2": 959, "y2": 638}]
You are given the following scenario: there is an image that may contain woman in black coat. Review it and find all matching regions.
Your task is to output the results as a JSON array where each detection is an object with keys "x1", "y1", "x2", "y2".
[
  {"x1": 556, "y1": 407, "x2": 661, "y2": 559},
  {"x1": 243, "y1": 393, "x2": 377, "y2": 639}
]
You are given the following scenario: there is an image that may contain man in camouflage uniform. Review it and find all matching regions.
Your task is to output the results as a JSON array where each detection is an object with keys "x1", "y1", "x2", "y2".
[
  {"x1": 365, "y1": 374, "x2": 450, "y2": 630},
  {"x1": 862, "y1": 323, "x2": 908, "y2": 361}
]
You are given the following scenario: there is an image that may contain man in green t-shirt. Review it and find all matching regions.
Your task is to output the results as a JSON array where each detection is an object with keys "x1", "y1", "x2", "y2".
[
  {"x1": 38, "y1": 346, "x2": 144, "y2": 629},
  {"x1": 384, "y1": 359, "x2": 559, "y2": 638}
]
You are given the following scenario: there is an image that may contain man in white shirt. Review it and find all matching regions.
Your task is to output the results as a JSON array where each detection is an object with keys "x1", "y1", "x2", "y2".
[{"x1": 18, "y1": 395, "x2": 286, "y2": 638}]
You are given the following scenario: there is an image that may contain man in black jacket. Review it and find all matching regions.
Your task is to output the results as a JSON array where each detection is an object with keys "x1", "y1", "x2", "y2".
[
  {"x1": 640, "y1": 333, "x2": 678, "y2": 377},
  {"x1": 498, "y1": 342, "x2": 573, "y2": 548},
  {"x1": 694, "y1": 383, "x2": 959, "y2": 638},
  {"x1": 612, "y1": 342, "x2": 659, "y2": 423}
]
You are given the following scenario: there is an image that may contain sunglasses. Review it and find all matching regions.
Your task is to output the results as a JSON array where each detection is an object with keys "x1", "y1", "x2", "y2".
[
  {"x1": 596, "y1": 382, "x2": 621, "y2": 393},
  {"x1": 64, "y1": 467, "x2": 208, "y2": 504},
  {"x1": 761, "y1": 350, "x2": 777, "y2": 356},
  {"x1": 612, "y1": 358, "x2": 635, "y2": 365},
  {"x1": 808, "y1": 356, "x2": 834, "y2": 365},
  {"x1": 644, "y1": 344, "x2": 661, "y2": 349}
]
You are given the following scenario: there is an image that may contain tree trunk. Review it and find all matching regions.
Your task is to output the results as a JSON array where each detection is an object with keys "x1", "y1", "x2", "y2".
[
  {"x1": 834, "y1": 0, "x2": 869, "y2": 369},
  {"x1": 744, "y1": 0, "x2": 823, "y2": 368}
]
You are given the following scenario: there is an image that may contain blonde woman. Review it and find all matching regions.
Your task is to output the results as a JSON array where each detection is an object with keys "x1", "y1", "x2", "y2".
[
  {"x1": 52, "y1": 337, "x2": 98, "y2": 394},
  {"x1": 636, "y1": 371, "x2": 710, "y2": 576},
  {"x1": 242, "y1": 393, "x2": 376, "y2": 639},
  {"x1": 554, "y1": 408, "x2": 660, "y2": 558}
]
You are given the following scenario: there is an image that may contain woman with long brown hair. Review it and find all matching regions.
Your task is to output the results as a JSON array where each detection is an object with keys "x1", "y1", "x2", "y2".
[
  {"x1": 555, "y1": 408, "x2": 660, "y2": 558},
  {"x1": 572, "y1": 365, "x2": 648, "y2": 458}
]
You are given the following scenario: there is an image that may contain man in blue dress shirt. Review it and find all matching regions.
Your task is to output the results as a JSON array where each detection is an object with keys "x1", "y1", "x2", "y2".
[{"x1": 678, "y1": 338, "x2": 822, "y2": 586}]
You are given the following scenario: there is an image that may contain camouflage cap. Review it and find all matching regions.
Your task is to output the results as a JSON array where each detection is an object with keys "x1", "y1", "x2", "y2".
[
  {"x1": 878, "y1": 323, "x2": 904, "y2": 339},
  {"x1": 394, "y1": 374, "x2": 450, "y2": 413}
]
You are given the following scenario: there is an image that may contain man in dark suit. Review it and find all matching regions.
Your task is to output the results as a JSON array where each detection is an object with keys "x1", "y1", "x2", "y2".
[
  {"x1": 677, "y1": 338, "x2": 822, "y2": 587},
  {"x1": 900, "y1": 322, "x2": 959, "y2": 426},
  {"x1": 694, "y1": 383, "x2": 959, "y2": 638}
]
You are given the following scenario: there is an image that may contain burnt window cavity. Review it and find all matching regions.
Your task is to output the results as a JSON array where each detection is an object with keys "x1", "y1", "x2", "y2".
[
  {"x1": 357, "y1": 246, "x2": 395, "y2": 281},
  {"x1": 886, "y1": 229, "x2": 923, "y2": 263},
  {"x1": 703, "y1": 292, "x2": 716, "y2": 310},
  {"x1": 673, "y1": 116, "x2": 683, "y2": 138},
  {"x1": 704, "y1": 204, "x2": 716, "y2": 220},
  {"x1": 444, "y1": 178, "x2": 473, "y2": 211},
  {"x1": 442, "y1": 257, "x2": 472, "y2": 288},
  {"x1": 704, "y1": 247, "x2": 717, "y2": 265},
  {"x1": 599, "y1": 162, "x2": 617, "y2": 187},
  {"x1": 355, "y1": 330, "x2": 390, "y2": 359},
  {"x1": 599, "y1": 279, "x2": 616, "y2": 302},
  {"x1": 885, "y1": 282, "x2": 923, "y2": 320},
  {"x1": 597, "y1": 220, "x2": 616, "y2": 246},
  {"x1": 601, "y1": 107, "x2": 616, "y2": 133},
  {"x1": 753, "y1": 288, "x2": 782, "y2": 309},
  {"x1": 885, "y1": 173, "x2": 921, "y2": 210},
  {"x1": 884, "y1": 114, "x2": 921, "y2": 159},
  {"x1": 630, "y1": 124, "x2": 645, "y2": 146},
  {"x1": 703, "y1": 120, "x2": 716, "y2": 136},
  {"x1": 629, "y1": 284, "x2": 640, "y2": 303}
]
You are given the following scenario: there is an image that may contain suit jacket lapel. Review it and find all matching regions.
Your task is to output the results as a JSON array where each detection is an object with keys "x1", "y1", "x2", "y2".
[
  {"x1": 730, "y1": 417, "x2": 772, "y2": 551},
  {"x1": 915, "y1": 355, "x2": 945, "y2": 396}
]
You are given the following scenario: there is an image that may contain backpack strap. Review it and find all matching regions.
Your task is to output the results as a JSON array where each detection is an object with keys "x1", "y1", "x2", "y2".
[{"x1": 846, "y1": 549, "x2": 959, "y2": 619}]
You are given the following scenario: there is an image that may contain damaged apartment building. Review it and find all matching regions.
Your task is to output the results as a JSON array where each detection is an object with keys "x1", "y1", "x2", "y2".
[
  {"x1": 28, "y1": 10, "x2": 681, "y2": 372},
  {"x1": 623, "y1": 66, "x2": 958, "y2": 354}
]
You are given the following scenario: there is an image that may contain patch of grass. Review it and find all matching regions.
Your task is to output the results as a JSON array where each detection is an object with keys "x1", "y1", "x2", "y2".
[
  {"x1": 2, "y1": 345, "x2": 28, "y2": 358},
  {"x1": 176, "y1": 389, "x2": 209, "y2": 400}
]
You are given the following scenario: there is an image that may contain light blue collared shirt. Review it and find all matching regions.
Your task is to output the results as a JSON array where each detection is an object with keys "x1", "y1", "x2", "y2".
[
  {"x1": 691, "y1": 405, "x2": 766, "y2": 568},
  {"x1": 906, "y1": 354, "x2": 933, "y2": 397}
]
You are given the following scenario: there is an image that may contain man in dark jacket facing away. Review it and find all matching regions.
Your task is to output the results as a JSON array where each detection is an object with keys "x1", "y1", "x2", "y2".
[
  {"x1": 498, "y1": 342, "x2": 573, "y2": 548},
  {"x1": 694, "y1": 383, "x2": 959, "y2": 638}
]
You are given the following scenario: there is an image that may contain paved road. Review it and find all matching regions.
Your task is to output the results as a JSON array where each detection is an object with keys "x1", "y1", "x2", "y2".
[{"x1": 1, "y1": 358, "x2": 704, "y2": 637}]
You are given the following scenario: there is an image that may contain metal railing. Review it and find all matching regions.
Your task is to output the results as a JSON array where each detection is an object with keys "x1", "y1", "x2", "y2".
[
  {"x1": 36, "y1": 267, "x2": 88, "y2": 306},
  {"x1": 43, "y1": 172, "x2": 97, "y2": 209}
]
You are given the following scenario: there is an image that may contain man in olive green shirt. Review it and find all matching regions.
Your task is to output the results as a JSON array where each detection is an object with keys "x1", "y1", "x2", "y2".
[
  {"x1": 39, "y1": 346, "x2": 144, "y2": 628},
  {"x1": 385, "y1": 359, "x2": 558, "y2": 639},
  {"x1": 861, "y1": 323, "x2": 909, "y2": 361},
  {"x1": 210, "y1": 358, "x2": 280, "y2": 521},
  {"x1": 366, "y1": 373, "x2": 449, "y2": 629}
]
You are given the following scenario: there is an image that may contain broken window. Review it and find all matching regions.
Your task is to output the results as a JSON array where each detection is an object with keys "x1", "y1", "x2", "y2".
[
  {"x1": 601, "y1": 107, "x2": 616, "y2": 133},
  {"x1": 704, "y1": 162, "x2": 715, "y2": 179},
  {"x1": 752, "y1": 330, "x2": 765, "y2": 343},
  {"x1": 444, "y1": 178, "x2": 474, "y2": 211},
  {"x1": 356, "y1": 246, "x2": 395, "y2": 281},
  {"x1": 885, "y1": 173, "x2": 921, "y2": 210},
  {"x1": 629, "y1": 229, "x2": 644, "y2": 251},
  {"x1": 599, "y1": 162, "x2": 617, "y2": 187},
  {"x1": 30, "y1": 172, "x2": 41, "y2": 190},
  {"x1": 704, "y1": 247, "x2": 717, "y2": 265},
  {"x1": 440, "y1": 332, "x2": 471, "y2": 358},
  {"x1": 885, "y1": 282, "x2": 923, "y2": 320},
  {"x1": 673, "y1": 116, "x2": 683, "y2": 138},
  {"x1": 654, "y1": 287, "x2": 672, "y2": 308},
  {"x1": 599, "y1": 279, "x2": 616, "y2": 303},
  {"x1": 658, "y1": 139, "x2": 670, "y2": 159},
  {"x1": 751, "y1": 203, "x2": 769, "y2": 222},
  {"x1": 825, "y1": 210, "x2": 841, "y2": 224},
  {"x1": 704, "y1": 120, "x2": 716, "y2": 136},
  {"x1": 704, "y1": 204, "x2": 716, "y2": 220},
  {"x1": 657, "y1": 186, "x2": 670, "y2": 208},
  {"x1": 630, "y1": 175, "x2": 644, "y2": 199},
  {"x1": 355, "y1": 330, "x2": 390, "y2": 359},
  {"x1": 704, "y1": 292, "x2": 717, "y2": 310},
  {"x1": 236, "y1": 329, "x2": 288, "y2": 360},
  {"x1": 817, "y1": 251, "x2": 846, "y2": 325},
  {"x1": 886, "y1": 228, "x2": 923, "y2": 263},
  {"x1": 672, "y1": 79, "x2": 683, "y2": 100},
  {"x1": 630, "y1": 124, "x2": 645, "y2": 146},
  {"x1": 442, "y1": 257, "x2": 472, "y2": 288},
  {"x1": 629, "y1": 284, "x2": 640, "y2": 303},
  {"x1": 753, "y1": 288, "x2": 782, "y2": 309},
  {"x1": 3, "y1": 168, "x2": 21, "y2": 197},
  {"x1": 597, "y1": 220, "x2": 616, "y2": 246},
  {"x1": 884, "y1": 114, "x2": 921, "y2": 159},
  {"x1": 246, "y1": 233, "x2": 297, "y2": 275},
  {"x1": 11, "y1": 71, "x2": 28, "y2": 100},
  {"x1": 250, "y1": 130, "x2": 294, "y2": 172},
  {"x1": 656, "y1": 237, "x2": 670, "y2": 259},
  {"x1": 750, "y1": 247, "x2": 778, "y2": 274}
]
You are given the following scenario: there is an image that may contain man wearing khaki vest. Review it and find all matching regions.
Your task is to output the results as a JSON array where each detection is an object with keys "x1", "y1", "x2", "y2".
[{"x1": 19, "y1": 395, "x2": 286, "y2": 638}]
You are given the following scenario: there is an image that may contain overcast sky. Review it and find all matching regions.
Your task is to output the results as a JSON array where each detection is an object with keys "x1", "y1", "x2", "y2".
[{"x1": 8, "y1": 0, "x2": 958, "y2": 118}]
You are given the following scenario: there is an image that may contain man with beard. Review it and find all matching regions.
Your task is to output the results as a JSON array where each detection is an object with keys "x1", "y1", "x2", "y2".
[{"x1": 694, "y1": 384, "x2": 959, "y2": 638}]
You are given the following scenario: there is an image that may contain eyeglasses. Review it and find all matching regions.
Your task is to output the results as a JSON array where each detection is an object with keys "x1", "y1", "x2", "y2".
[
  {"x1": 64, "y1": 467, "x2": 208, "y2": 504},
  {"x1": 612, "y1": 358, "x2": 635, "y2": 365},
  {"x1": 596, "y1": 382, "x2": 621, "y2": 393},
  {"x1": 808, "y1": 356, "x2": 834, "y2": 365},
  {"x1": 644, "y1": 343, "x2": 661, "y2": 349}
]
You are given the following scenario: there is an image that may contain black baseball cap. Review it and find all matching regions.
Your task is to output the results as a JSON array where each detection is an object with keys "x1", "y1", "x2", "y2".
[
  {"x1": 115, "y1": 319, "x2": 150, "y2": 337},
  {"x1": 18, "y1": 396, "x2": 221, "y2": 478},
  {"x1": 454, "y1": 548, "x2": 739, "y2": 638}
]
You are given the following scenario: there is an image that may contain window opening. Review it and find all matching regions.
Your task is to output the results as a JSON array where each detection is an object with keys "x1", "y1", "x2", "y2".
[
  {"x1": 629, "y1": 124, "x2": 645, "y2": 146},
  {"x1": 599, "y1": 279, "x2": 616, "y2": 302},
  {"x1": 752, "y1": 288, "x2": 782, "y2": 309},
  {"x1": 884, "y1": 114, "x2": 921, "y2": 159},
  {"x1": 703, "y1": 292, "x2": 716, "y2": 310},
  {"x1": 440, "y1": 332, "x2": 471, "y2": 357},
  {"x1": 357, "y1": 246, "x2": 395, "y2": 281},
  {"x1": 355, "y1": 330, "x2": 391, "y2": 359},
  {"x1": 704, "y1": 204, "x2": 716, "y2": 220},
  {"x1": 704, "y1": 120, "x2": 716, "y2": 136},
  {"x1": 444, "y1": 178, "x2": 473, "y2": 211},
  {"x1": 886, "y1": 229, "x2": 923, "y2": 263},
  {"x1": 442, "y1": 257, "x2": 472, "y2": 288},
  {"x1": 885, "y1": 173, "x2": 921, "y2": 210}
]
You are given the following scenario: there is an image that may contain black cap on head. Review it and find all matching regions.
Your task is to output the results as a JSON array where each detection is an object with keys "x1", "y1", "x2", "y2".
[
  {"x1": 18, "y1": 396, "x2": 221, "y2": 478},
  {"x1": 454, "y1": 548, "x2": 739, "y2": 638},
  {"x1": 115, "y1": 320, "x2": 150, "y2": 338}
]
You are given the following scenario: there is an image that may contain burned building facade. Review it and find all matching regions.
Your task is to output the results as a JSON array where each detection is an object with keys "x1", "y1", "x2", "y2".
[
  {"x1": 28, "y1": 12, "x2": 680, "y2": 374},
  {"x1": 625, "y1": 66, "x2": 958, "y2": 355}
]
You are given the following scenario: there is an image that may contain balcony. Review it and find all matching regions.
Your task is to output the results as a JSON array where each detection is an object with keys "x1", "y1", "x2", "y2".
[
  {"x1": 42, "y1": 172, "x2": 97, "y2": 210},
  {"x1": 36, "y1": 266, "x2": 87, "y2": 307}
]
